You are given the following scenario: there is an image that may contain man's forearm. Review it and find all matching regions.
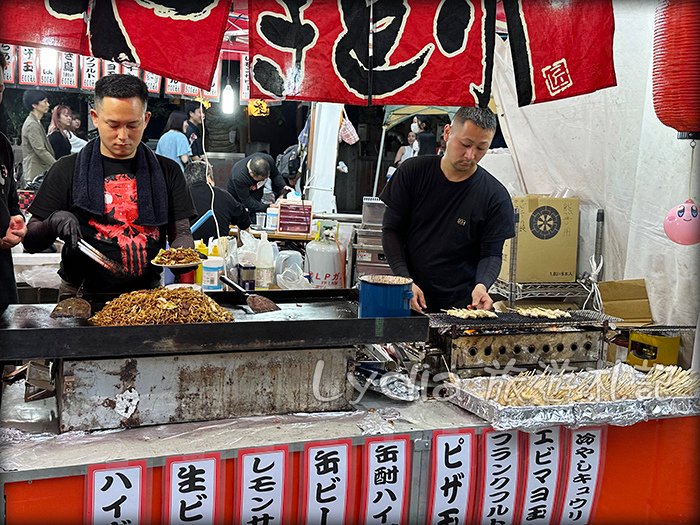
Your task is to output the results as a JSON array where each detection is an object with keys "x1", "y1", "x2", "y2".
[
  {"x1": 475, "y1": 255, "x2": 503, "y2": 290},
  {"x1": 168, "y1": 218, "x2": 195, "y2": 248},
  {"x1": 382, "y1": 227, "x2": 410, "y2": 277},
  {"x1": 23, "y1": 217, "x2": 57, "y2": 253}
]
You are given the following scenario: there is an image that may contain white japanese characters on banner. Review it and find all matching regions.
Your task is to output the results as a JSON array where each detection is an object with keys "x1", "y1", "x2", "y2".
[
  {"x1": 557, "y1": 428, "x2": 605, "y2": 525},
  {"x1": 38, "y1": 48, "x2": 58, "y2": 87},
  {"x1": 103, "y1": 60, "x2": 121, "y2": 77},
  {"x1": 165, "y1": 77, "x2": 184, "y2": 96},
  {"x1": 362, "y1": 435, "x2": 411, "y2": 525},
  {"x1": 121, "y1": 63, "x2": 142, "y2": 78},
  {"x1": 59, "y1": 51, "x2": 78, "y2": 88},
  {"x1": 237, "y1": 447, "x2": 288, "y2": 525},
  {"x1": 521, "y1": 427, "x2": 565, "y2": 525},
  {"x1": 303, "y1": 439, "x2": 352, "y2": 525},
  {"x1": 426, "y1": 429, "x2": 476, "y2": 525},
  {"x1": 477, "y1": 430, "x2": 522, "y2": 525},
  {"x1": 240, "y1": 54, "x2": 250, "y2": 103},
  {"x1": 18, "y1": 46, "x2": 37, "y2": 85},
  {"x1": 1, "y1": 44, "x2": 16, "y2": 83},
  {"x1": 143, "y1": 70, "x2": 162, "y2": 94},
  {"x1": 87, "y1": 461, "x2": 146, "y2": 525},
  {"x1": 80, "y1": 55, "x2": 100, "y2": 90},
  {"x1": 165, "y1": 454, "x2": 220, "y2": 525}
]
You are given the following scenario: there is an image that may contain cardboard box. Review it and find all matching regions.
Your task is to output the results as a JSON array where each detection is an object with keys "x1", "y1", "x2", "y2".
[
  {"x1": 598, "y1": 279, "x2": 653, "y2": 326},
  {"x1": 499, "y1": 196, "x2": 579, "y2": 283}
]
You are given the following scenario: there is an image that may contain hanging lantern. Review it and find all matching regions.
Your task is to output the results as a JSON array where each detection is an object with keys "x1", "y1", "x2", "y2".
[{"x1": 652, "y1": 0, "x2": 700, "y2": 137}]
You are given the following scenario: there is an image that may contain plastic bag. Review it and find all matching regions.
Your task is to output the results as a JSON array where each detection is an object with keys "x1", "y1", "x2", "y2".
[
  {"x1": 16, "y1": 266, "x2": 62, "y2": 289},
  {"x1": 338, "y1": 109, "x2": 360, "y2": 145},
  {"x1": 238, "y1": 230, "x2": 259, "y2": 265},
  {"x1": 276, "y1": 263, "x2": 312, "y2": 289}
]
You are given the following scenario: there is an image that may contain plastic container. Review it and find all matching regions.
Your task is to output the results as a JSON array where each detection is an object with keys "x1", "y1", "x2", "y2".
[
  {"x1": 194, "y1": 241, "x2": 209, "y2": 285},
  {"x1": 239, "y1": 264, "x2": 255, "y2": 290},
  {"x1": 358, "y1": 275, "x2": 413, "y2": 318},
  {"x1": 201, "y1": 256, "x2": 224, "y2": 291},
  {"x1": 266, "y1": 207, "x2": 279, "y2": 231},
  {"x1": 255, "y1": 231, "x2": 274, "y2": 290}
]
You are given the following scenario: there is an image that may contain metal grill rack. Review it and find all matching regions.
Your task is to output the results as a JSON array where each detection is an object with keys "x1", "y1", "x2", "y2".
[
  {"x1": 491, "y1": 279, "x2": 589, "y2": 302},
  {"x1": 429, "y1": 310, "x2": 620, "y2": 332}
]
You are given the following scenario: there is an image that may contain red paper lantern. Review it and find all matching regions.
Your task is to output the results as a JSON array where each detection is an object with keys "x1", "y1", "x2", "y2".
[{"x1": 652, "y1": 0, "x2": 700, "y2": 135}]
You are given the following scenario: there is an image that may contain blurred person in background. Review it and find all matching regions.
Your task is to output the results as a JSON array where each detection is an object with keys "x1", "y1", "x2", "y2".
[
  {"x1": 227, "y1": 153, "x2": 292, "y2": 224},
  {"x1": 156, "y1": 110, "x2": 191, "y2": 172},
  {"x1": 0, "y1": 52, "x2": 27, "y2": 314},
  {"x1": 47, "y1": 104, "x2": 73, "y2": 161},
  {"x1": 412, "y1": 115, "x2": 437, "y2": 156},
  {"x1": 184, "y1": 101, "x2": 205, "y2": 161},
  {"x1": 394, "y1": 131, "x2": 417, "y2": 166},
  {"x1": 68, "y1": 111, "x2": 87, "y2": 153},
  {"x1": 184, "y1": 160, "x2": 250, "y2": 242},
  {"x1": 21, "y1": 89, "x2": 55, "y2": 182}
]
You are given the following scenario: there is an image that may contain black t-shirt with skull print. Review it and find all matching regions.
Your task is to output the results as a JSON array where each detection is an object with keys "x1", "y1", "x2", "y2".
[{"x1": 28, "y1": 151, "x2": 196, "y2": 293}]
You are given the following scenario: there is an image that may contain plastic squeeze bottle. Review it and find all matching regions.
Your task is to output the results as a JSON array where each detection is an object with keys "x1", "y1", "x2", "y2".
[{"x1": 255, "y1": 231, "x2": 275, "y2": 290}]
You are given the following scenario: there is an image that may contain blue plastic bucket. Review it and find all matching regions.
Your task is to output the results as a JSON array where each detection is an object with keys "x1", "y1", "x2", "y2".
[{"x1": 358, "y1": 275, "x2": 413, "y2": 318}]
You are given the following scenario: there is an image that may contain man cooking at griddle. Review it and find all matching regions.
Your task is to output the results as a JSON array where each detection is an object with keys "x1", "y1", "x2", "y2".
[{"x1": 379, "y1": 106, "x2": 515, "y2": 313}]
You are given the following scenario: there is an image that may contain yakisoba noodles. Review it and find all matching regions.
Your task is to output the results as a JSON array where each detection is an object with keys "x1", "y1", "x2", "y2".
[
  {"x1": 89, "y1": 287, "x2": 234, "y2": 326},
  {"x1": 152, "y1": 247, "x2": 201, "y2": 265}
]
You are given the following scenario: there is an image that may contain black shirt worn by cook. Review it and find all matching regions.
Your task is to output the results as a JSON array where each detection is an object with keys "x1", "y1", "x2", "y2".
[
  {"x1": 380, "y1": 155, "x2": 515, "y2": 311},
  {"x1": 28, "y1": 152, "x2": 196, "y2": 293},
  {"x1": 189, "y1": 181, "x2": 251, "y2": 242}
]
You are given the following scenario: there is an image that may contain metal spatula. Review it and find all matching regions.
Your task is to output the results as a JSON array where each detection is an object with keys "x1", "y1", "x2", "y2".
[
  {"x1": 50, "y1": 283, "x2": 91, "y2": 319},
  {"x1": 220, "y1": 275, "x2": 281, "y2": 313}
]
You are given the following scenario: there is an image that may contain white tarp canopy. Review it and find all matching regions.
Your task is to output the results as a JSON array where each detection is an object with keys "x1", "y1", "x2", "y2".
[
  {"x1": 488, "y1": 0, "x2": 699, "y2": 327},
  {"x1": 382, "y1": 105, "x2": 460, "y2": 130}
]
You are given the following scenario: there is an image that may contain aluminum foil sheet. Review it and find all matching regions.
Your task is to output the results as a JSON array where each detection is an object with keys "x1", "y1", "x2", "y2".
[{"x1": 448, "y1": 363, "x2": 700, "y2": 432}]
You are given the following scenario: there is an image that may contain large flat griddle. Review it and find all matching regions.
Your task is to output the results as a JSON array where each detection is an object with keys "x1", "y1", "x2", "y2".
[{"x1": 0, "y1": 289, "x2": 429, "y2": 361}]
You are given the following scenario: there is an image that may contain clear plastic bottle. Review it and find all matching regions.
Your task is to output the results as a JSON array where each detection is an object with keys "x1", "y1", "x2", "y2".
[{"x1": 255, "y1": 231, "x2": 274, "y2": 290}]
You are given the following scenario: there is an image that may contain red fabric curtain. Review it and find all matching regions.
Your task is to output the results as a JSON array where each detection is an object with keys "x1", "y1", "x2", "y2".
[{"x1": 0, "y1": 0, "x2": 230, "y2": 89}]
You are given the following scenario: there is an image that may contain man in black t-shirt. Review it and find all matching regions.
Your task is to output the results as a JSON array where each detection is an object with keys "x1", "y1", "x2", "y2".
[
  {"x1": 380, "y1": 106, "x2": 515, "y2": 313},
  {"x1": 184, "y1": 160, "x2": 250, "y2": 242},
  {"x1": 227, "y1": 153, "x2": 292, "y2": 224},
  {"x1": 24, "y1": 74, "x2": 196, "y2": 295},
  {"x1": 184, "y1": 101, "x2": 205, "y2": 161}
]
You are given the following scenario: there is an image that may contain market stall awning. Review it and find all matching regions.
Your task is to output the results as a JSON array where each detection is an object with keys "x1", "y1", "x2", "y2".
[{"x1": 382, "y1": 106, "x2": 460, "y2": 130}]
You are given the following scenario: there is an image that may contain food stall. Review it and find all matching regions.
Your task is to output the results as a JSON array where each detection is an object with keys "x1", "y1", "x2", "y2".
[{"x1": 1, "y1": 1, "x2": 699, "y2": 524}]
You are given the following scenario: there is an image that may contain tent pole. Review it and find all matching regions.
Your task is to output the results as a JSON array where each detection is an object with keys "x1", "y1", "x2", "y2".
[{"x1": 372, "y1": 127, "x2": 387, "y2": 197}]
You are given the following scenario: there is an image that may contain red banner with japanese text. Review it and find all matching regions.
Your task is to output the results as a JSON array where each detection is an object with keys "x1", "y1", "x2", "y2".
[
  {"x1": 0, "y1": 0, "x2": 229, "y2": 89},
  {"x1": 249, "y1": 0, "x2": 616, "y2": 107},
  {"x1": 248, "y1": 0, "x2": 495, "y2": 106},
  {"x1": 502, "y1": 0, "x2": 617, "y2": 106}
]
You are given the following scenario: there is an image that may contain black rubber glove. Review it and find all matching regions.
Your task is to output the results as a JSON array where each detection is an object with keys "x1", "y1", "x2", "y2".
[{"x1": 47, "y1": 211, "x2": 81, "y2": 250}]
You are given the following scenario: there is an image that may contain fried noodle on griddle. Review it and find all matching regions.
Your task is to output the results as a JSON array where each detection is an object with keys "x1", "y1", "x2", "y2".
[{"x1": 89, "y1": 287, "x2": 234, "y2": 326}]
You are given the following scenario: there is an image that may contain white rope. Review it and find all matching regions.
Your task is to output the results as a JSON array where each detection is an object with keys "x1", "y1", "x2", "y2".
[{"x1": 580, "y1": 254, "x2": 604, "y2": 312}]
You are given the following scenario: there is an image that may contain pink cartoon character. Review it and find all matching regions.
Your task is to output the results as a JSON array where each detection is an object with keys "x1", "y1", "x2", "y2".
[{"x1": 664, "y1": 198, "x2": 700, "y2": 245}]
